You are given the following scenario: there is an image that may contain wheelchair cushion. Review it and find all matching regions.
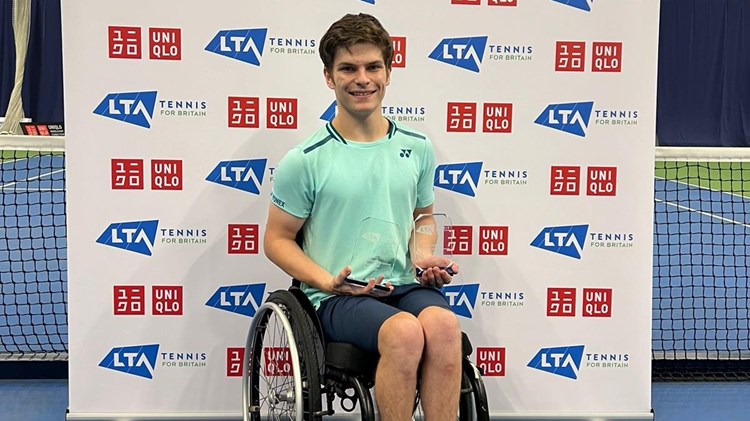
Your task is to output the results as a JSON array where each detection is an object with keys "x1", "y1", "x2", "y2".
[{"x1": 325, "y1": 342, "x2": 378, "y2": 379}]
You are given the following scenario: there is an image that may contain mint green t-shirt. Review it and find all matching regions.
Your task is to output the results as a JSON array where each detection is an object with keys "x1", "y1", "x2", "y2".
[{"x1": 270, "y1": 120, "x2": 436, "y2": 308}]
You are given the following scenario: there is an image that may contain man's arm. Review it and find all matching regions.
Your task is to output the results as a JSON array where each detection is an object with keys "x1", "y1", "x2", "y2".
[{"x1": 264, "y1": 204, "x2": 386, "y2": 295}]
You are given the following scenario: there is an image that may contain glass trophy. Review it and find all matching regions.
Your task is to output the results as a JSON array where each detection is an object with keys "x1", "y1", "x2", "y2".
[
  {"x1": 345, "y1": 217, "x2": 402, "y2": 296},
  {"x1": 410, "y1": 213, "x2": 456, "y2": 278}
]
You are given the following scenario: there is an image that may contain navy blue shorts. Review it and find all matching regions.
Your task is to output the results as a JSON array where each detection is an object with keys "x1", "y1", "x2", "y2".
[{"x1": 315, "y1": 284, "x2": 451, "y2": 355}]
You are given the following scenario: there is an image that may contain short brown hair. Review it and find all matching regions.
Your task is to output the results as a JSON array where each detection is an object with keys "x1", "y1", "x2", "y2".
[{"x1": 319, "y1": 13, "x2": 393, "y2": 71}]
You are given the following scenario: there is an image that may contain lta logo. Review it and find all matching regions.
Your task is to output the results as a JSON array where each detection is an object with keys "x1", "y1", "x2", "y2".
[{"x1": 428, "y1": 36, "x2": 488, "y2": 73}]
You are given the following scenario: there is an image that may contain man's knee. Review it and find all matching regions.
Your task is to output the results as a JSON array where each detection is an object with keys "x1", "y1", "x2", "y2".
[
  {"x1": 378, "y1": 312, "x2": 424, "y2": 361},
  {"x1": 418, "y1": 307, "x2": 461, "y2": 348}
]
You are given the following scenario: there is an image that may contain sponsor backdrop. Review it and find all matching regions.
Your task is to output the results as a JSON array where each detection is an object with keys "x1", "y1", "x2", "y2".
[{"x1": 63, "y1": 0, "x2": 658, "y2": 419}]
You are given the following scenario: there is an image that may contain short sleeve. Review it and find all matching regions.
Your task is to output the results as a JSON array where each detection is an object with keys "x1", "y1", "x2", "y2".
[{"x1": 270, "y1": 147, "x2": 314, "y2": 218}]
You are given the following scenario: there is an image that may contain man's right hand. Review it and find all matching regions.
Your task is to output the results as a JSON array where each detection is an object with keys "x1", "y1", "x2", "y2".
[{"x1": 331, "y1": 266, "x2": 392, "y2": 296}]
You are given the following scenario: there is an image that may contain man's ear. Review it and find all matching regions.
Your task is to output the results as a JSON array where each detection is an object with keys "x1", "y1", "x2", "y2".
[
  {"x1": 324, "y1": 67, "x2": 335, "y2": 89},
  {"x1": 385, "y1": 67, "x2": 391, "y2": 86}
]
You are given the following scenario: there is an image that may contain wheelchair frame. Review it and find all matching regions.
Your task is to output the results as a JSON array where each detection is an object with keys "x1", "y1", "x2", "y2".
[{"x1": 243, "y1": 286, "x2": 490, "y2": 421}]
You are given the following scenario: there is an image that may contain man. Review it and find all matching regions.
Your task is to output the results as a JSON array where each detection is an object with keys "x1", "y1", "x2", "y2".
[{"x1": 264, "y1": 13, "x2": 461, "y2": 420}]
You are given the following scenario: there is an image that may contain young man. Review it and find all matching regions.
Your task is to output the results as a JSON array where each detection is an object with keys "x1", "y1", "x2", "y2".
[{"x1": 264, "y1": 13, "x2": 462, "y2": 421}]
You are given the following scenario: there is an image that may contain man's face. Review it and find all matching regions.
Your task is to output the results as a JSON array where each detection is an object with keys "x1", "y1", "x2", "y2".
[{"x1": 324, "y1": 42, "x2": 391, "y2": 120}]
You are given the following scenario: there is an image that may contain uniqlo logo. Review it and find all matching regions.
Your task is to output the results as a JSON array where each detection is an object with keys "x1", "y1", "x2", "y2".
[
  {"x1": 114, "y1": 286, "x2": 145, "y2": 315},
  {"x1": 488, "y1": 0, "x2": 517, "y2": 5},
  {"x1": 267, "y1": 98, "x2": 298, "y2": 129},
  {"x1": 550, "y1": 166, "x2": 581, "y2": 196},
  {"x1": 263, "y1": 347, "x2": 292, "y2": 376},
  {"x1": 452, "y1": 0, "x2": 481, "y2": 4},
  {"x1": 228, "y1": 97, "x2": 260, "y2": 128},
  {"x1": 592, "y1": 42, "x2": 622, "y2": 73},
  {"x1": 547, "y1": 287, "x2": 576, "y2": 317},
  {"x1": 149, "y1": 28, "x2": 181, "y2": 61},
  {"x1": 482, "y1": 103, "x2": 512, "y2": 133},
  {"x1": 109, "y1": 26, "x2": 141, "y2": 59},
  {"x1": 448, "y1": 225, "x2": 473, "y2": 255},
  {"x1": 478, "y1": 226, "x2": 508, "y2": 255},
  {"x1": 111, "y1": 159, "x2": 144, "y2": 190},
  {"x1": 227, "y1": 347, "x2": 244, "y2": 377},
  {"x1": 555, "y1": 41, "x2": 585, "y2": 72},
  {"x1": 228, "y1": 224, "x2": 259, "y2": 254},
  {"x1": 25, "y1": 125, "x2": 38, "y2": 135},
  {"x1": 587, "y1": 166, "x2": 617, "y2": 196},
  {"x1": 582, "y1": 288, "x2": 612, "y2": 317},
  {"x1": 151, "y1": 159, "x2": 183, "y2": 190},
  {"x1": 37, "y1": 125, "x2": 50, "y2": 136},
  {"x1": 447, "y1": 102, "x2": 477, "y2": 132},
  {"x1": 391, "y1": 37, "x2": 407, "y2": 68},
  {"x1": 152, "y1": 286, "x2": 183, "y2": 316},
  {"x1": 476, "y1": 347, "x2": 505, "y2": 376}
]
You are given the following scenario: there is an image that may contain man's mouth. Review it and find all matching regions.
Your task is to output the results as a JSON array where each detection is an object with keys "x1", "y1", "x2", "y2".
[{"x1": 350, "y1": 90, "x2": 376, "y2": 97}]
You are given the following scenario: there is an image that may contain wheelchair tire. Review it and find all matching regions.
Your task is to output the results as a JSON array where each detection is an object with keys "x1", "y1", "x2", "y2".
[{"x1": 243, "y1": 290, "x2": 322, "y2": 421}]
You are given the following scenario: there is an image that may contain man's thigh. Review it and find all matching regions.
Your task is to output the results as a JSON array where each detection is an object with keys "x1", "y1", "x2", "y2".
[{"x1": 316, "y1": 284, "x2": 451, "y2": 354}]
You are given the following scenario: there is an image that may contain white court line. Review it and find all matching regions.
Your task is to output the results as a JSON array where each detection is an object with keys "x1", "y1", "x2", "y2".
[
  {"x1": 655, "y1": 175, "x2": 749, "y2": 201},
  {"x1": 655, "y1": 198, "x2": 750, "y2": 229},
  {"x1": 0, "y1": 169, "x2": 65, "y2": 190}
]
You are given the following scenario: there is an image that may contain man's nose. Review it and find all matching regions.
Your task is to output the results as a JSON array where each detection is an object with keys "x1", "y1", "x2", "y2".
[{"x1": 354, "y1": 68, "x2": 370, "y2": 84}]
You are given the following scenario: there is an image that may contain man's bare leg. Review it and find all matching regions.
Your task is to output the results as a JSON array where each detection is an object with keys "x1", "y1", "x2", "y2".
[
  {"x1": 375, "y1": 312, "x2": 425, "y2": 421},
  {"x1": 417, "y1": 307, "x2": 462, "y2": 420}
]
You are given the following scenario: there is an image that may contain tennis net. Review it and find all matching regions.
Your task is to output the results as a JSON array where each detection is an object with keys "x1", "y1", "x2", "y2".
[
  {"x1": 0, "y1": 135, "x2": 67, "y2": 361},
  {"x1": 653, "y1": 147, "x2": 750, "y2": 379}
]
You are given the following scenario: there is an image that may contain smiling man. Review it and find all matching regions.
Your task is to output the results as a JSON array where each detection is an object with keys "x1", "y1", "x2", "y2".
[{"x1": 264, "y1": 13, "x2": 461, "y2": 420}]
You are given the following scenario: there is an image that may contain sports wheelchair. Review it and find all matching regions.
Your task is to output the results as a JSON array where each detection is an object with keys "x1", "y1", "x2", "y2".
[{"x1": 242, "y1": 283, "x2": 490, "y2": 420}]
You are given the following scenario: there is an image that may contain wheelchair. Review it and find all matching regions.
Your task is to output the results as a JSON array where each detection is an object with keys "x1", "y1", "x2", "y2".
[{"x1": 242, "y1": 283, "x2": 490, "y2": 421}]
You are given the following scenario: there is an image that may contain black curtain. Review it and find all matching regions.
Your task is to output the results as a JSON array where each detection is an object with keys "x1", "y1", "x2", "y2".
[{"x1": 656, "y1": 0, "x2": 750, "y2": 146}]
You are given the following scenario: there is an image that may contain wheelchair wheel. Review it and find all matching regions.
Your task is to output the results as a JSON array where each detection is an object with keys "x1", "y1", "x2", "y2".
[
  {"x1": 243, "y1": 290, "x2": 322, "y2": 421},
  {"x1": 413, "y1": 364, "x2": 488, "y2": 421}
]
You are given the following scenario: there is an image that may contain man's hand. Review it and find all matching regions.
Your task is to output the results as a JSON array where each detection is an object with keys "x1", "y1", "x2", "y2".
[
  {"x1": 414, "y1": 256, "x2": 458, "y2": 289},
  {"x1": 331, "y1": 266, "x2": 393, "y2": 296}
]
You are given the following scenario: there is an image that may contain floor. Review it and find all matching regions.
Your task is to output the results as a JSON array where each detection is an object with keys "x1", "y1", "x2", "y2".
[{"x1": 1, "y1": 380, "x2": 749, "y2": 420}]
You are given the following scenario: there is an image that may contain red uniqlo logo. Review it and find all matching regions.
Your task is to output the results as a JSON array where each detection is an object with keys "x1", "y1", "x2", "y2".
[
  {"x1": 264, "y1": 347, "x2": 292, "y2": 376},
  {"x1": 37, "y1": 125, "x2": 50, "y2": 136},
  {"x1": 152, "y1": 286, "x2": 183, "y2": 316},
  {"x1": 478, "y1": 226, "x2": 508, "y2": 255},
  {"x1": 592, "y1": 42, "x2": 623, "y2": 73},
  {"x1": 488, "y1": 0, "x2": 517, "y2": 5},
  {"x1": 149, "y1": 28, "x2": 181, "y2": 60},
  {"x1": 111, "y1": 159, "x2": 144, "y2": 190},
  {"x1": 227, "y1": 347, "x2": 244, "y2": 377},
  {"x1": 228, "y1": 97, "x2": 260, "y2": 128},
  {"x1": 482, "y1": 103, "x2": 512, "y2": 133},
  {"x1": 547, "y1": 287, "x2": 576, "y2": 317},
  {"x1": 391, "y1": 37, "x2": 407, "y2": 68},
  {"x1": 582, "y1": 288, "x2": 612, "y2": 317},
  {"x1": 476, "y1": 347, "x2": 506, "y2": 376},
  {"x1": 448, "y1": 225, "x2": 473, "y2": 255},
  {"x1": 550, "y1": 166, "x2": 581, "y2": 196},
  {"x1": 114, "y1": 286, "x2": 145, "y2": 315},
  {"x1": 228, "y1": 224, "x2": 259, "y2": 254},
  {"x1": 151, "y1": 159, "x2": 183, "y2": 190},
  {"x1": 267, "y1": 98, "x2": 298, "y2": 129},
  {"x1": 109, "y1": 26, "x2": 141, "y2": 59},
  {"x1": 452, "y1": 0, "x2": 481, "y2": 4},
  {"x1": 555, "y1": 41, "x2": 586, "y2": 72},
  {"x1": 587, "y1": 166, "x2": 617, "y2": 196},
  {"x1": 447, "y1": 102, "x2": 477, "y2": 132}
]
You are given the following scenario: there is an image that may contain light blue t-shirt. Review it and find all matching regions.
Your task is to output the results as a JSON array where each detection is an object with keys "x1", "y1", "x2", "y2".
[{"x1": 270, "y1": 120, "x2": 436, "y2": 308}]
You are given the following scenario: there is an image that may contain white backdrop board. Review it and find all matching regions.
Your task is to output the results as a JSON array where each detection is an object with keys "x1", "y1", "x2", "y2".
[{"x1": 63, "y1": 0, "x2": 658, "y2": 419}]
